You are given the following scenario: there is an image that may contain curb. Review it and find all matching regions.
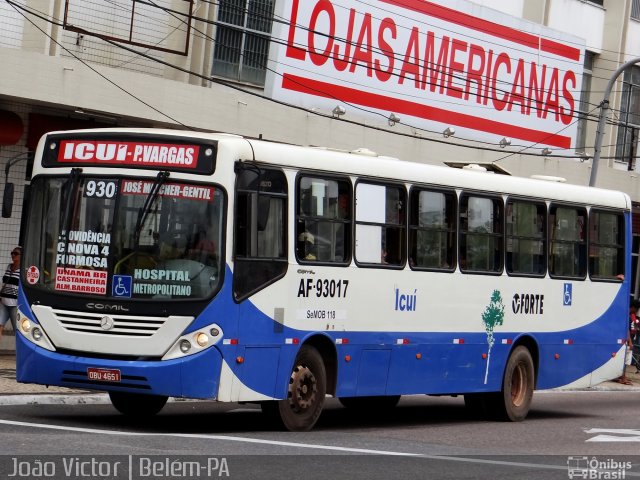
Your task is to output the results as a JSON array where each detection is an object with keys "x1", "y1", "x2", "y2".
[
  {"x1": 0, "y1": 394, "x2": 110, "y2": 406},
  {"x1": 0, "y1": 394, "x2": 200, "y2": 406}
]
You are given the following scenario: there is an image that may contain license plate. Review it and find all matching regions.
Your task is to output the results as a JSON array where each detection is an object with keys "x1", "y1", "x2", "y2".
[{"x1": 87, "y1": 367, "x2": 121, "y2": 382}]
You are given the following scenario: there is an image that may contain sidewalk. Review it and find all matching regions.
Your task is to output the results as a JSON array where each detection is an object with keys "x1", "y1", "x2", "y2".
[
  {"x1": 0, "y1": 353, "x2": 639, "y2": 402},
  {"x1": 0, "y1": 353, "x2": 103, "y2": 402}
]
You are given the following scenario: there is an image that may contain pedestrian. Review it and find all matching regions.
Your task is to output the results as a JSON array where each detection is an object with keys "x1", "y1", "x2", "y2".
[
  {"x1": 0, "y1": 247, "x2": 21, "y2": 342},
  {"x1": 632, "y1": 299, "x2": 640, "y2": 373},
  {"x1": 616, "y1": 298, "x2": 637, "y2": 385}
]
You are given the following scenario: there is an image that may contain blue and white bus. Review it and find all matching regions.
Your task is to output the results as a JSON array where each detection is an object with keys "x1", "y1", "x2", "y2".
[{"x1": 14, "y1": 128, "x2": 630, "y2": 431}]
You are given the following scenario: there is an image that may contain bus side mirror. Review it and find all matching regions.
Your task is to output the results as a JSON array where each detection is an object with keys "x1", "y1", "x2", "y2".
[
  {"x1": 2, "y1": 182, "x2": 14, "y2": 218},
  {"x1": 257, "y1": 196, "x2": 271, "y2": 231}
]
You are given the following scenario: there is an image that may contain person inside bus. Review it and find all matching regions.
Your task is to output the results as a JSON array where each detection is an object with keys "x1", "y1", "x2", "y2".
[
  {"x1": 0, "y1": 247, "x2": 21, "y2": 342},
  {"x1": 298, "y1": 231, "x2": 316, "y2": 261},
  {"x1": 188, "y1": 227, "x2": 217, "y2": 264}
]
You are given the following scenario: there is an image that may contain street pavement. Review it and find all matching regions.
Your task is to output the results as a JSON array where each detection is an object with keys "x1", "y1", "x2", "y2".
[{"x1": 0, "y1": 345, "x2": 639, "y2": 405}]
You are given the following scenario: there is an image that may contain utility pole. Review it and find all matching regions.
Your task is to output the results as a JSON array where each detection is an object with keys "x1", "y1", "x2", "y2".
[{"x1": 589, "y1": 57, "x2": 640, "y2": 187}]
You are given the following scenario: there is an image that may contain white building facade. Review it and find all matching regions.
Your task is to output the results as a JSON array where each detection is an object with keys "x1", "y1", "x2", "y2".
[{"x1": 1, "y1": 0, "x2": 640, "y2": 293}]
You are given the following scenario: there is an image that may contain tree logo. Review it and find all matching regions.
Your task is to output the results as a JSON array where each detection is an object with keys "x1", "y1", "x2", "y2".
[{"x1": 482, "y1": 289, "x2": 505, "y2": 385}]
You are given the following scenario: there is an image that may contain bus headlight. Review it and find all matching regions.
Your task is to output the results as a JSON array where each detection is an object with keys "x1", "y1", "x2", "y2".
[
  {"x1": 32, "y1": 327, "x2": 43, "y2": 341},
  {"x1": 195, "y1": 332, "x2": 209, "y2": 347},
  {"x1": 179, "y1": 339, "x2": 192, "y2": 353},
  {"x1": 17, "y1": 312, "x2": 55, "y2": 351},
  {"x1": 162, "y1": 323, "x2": 223, "y2": 361},
  {"x1": 20, "y1": 318, "x2": 32, "y2": 334}
]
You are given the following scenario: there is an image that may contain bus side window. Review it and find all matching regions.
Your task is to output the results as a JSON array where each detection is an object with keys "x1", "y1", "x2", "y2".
[
  {"x1": 549, "y1": 204, "x2": 587, "y2": 279},
  {"x1": 233, "y1": 167, "x2": 288, "y2": 301},
  {"x1": 505, "y1": 199, "x2": 546, "y2": 276},
  {"x1": 459, "y1": 194, "x2": 503, "y2": 273},
  {"x1": 355, "y1": 182, "x2": 406, "y2": 267},
  {"x1": 589, "y1": 209, "x2": 625, "y2": 281},
  {"x1": 409, "y1": 188, "x2": 456, "y2": 270},
  {"x1": 296, "y1": 175, "x2": 352, "y2": 265}
]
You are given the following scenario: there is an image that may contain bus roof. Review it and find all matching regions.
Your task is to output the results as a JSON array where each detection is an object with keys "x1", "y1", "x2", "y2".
[{"x1": 38, "y1": 128, "x2": 630, "y2": 210}]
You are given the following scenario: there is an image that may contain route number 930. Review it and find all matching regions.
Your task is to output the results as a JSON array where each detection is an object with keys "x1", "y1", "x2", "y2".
[{"x1": 84, "y1": 180, "x2": 117, "y2": 198}]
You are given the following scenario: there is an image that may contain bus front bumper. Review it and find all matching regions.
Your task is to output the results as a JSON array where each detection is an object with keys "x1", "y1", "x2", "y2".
[{"x1": 15, "y1": 333, "x2": 223, "y2": 399}]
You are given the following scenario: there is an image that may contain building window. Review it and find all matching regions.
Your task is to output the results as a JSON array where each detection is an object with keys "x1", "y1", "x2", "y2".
[
  {"x1": 575, "y1": 51, "x2": 595, "y2": 153},
  {"x1": 212, "y1": 0, "x2": 274, "y2": 85},
  {"x1": 614, "y1": 67, "x2": 640, "y2": 170},
  {"x1": 632, "y1": 0, "x2": 640, "y2": 20}
]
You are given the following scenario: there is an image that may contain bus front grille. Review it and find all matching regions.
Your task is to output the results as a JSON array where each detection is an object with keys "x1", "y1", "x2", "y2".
[
  {"x1": 31, "y1": 305, "x2": 194, "y2": 356},
  {"x1": 51, "y1": 309, "x2": 165, "y2": 336}
]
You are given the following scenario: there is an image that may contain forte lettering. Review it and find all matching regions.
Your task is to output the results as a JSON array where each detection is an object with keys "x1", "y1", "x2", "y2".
[{"x1": 512, "y1": 293, "x2": 544, "y2": 315}]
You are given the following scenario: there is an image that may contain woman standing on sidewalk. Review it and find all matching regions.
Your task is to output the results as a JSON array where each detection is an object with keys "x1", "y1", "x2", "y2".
[
  {"x1": 0, "y1": 247, "x2": 21, "y2": 342},
  {"x1": 616, "y1": 299, "x2": 638, "y2": 385},
  {"x1": 632, "y1": 300, "x2": 640, "y2": 373}
]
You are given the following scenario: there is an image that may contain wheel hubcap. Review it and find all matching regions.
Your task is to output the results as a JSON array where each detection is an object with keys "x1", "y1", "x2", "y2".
[
  {"x1": 288, "y1": 365, "x2": 317, "y2": 412},
  {"x1": 511, "y1": 363, "x2": 526, "y2": 407}
]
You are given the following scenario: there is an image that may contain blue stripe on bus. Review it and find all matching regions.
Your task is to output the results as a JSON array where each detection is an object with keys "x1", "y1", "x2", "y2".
[
  {"x1": 194, "y1": 266, "x2": 628, "y2": 397},
  {"x1": 16, "y1": 264, "x2": 628, "y2": 398}
]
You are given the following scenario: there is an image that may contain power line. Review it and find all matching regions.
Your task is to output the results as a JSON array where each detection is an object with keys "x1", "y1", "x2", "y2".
[
  {"x1": 5, "y1": 0, "x2": 190, "y2": 128},
  {"x1": 53, "y1": 0, "x2": 635, "y2": 118},
  {"x1": 6, "y1": 0, "x2": 630, "y2": 160}
]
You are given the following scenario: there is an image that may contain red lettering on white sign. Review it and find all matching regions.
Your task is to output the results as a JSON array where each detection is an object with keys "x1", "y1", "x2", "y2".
[
  {"x1": 59, "y1": 141, "x2": 199, "y2": 168},
  {"x1": 55, "y1": 267, "x2": 107, "y2": 295},
  {"x1": 269, "y1": 0, "x2": 584, "y2": 148},
  {"x1": 121, "y1": 180, "x2": 215, "y2": 202}
]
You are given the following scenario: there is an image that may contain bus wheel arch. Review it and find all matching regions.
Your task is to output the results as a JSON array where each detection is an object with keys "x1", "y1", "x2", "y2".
[
  {"x1": 303, "y1": 334, "x2": 337, "y2": 396},
  {"x1": 512, "y1": 335, "x2": 539, "y2": 389}
]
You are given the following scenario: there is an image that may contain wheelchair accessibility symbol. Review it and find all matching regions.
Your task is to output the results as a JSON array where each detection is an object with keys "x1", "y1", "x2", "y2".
[
  {"x1": 563, "y1": 283, "x2": 572, "y2": 306},
  {"x1": 112, "y1": 275, "x2": 132, "y2": 298}
]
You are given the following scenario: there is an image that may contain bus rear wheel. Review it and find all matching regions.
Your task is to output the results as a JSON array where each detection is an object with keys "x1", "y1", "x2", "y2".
[
  {"x1": 491, "y1": 346, "x2": 535, "y2": 421},
  {"x1": 108, "y1": 391, "x2": 168, "y2": 417},
  {"x1": 262, "y1": 345, "x2": 326, "y2": 432}
]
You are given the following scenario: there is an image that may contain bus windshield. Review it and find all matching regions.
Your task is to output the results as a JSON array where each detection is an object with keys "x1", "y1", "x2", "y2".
[{"x1": 24, "y1": 175, "x2": 224, "y2": 301}]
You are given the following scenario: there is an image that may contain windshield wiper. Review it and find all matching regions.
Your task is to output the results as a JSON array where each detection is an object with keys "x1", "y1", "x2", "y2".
[
  {"x1": 59, "y1": 168, "x2": 82, "y2": 268},
  {"x1": 134, "y1": 171, "x2": 170, "y2": 245}
]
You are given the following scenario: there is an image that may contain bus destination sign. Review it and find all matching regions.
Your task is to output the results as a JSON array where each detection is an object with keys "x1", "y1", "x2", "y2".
[
  {"x1": 60, "y1": 141, "x2": 198, "y2": 167},
  {"x1": 43, "y1": 134, "x2": 217, "y2": 174}
]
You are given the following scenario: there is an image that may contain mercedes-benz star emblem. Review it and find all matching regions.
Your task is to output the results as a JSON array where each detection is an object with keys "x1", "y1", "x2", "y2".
[{"x1": 100, "y1": 315, "x2": 115, "y2": 330}]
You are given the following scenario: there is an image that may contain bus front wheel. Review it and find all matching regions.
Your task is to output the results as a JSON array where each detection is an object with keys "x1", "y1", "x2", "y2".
[
  {"x1": 262, "y1": 345, "x2": 326, "y2": 432},
  {"x1": 108, "y1": 391, "x2": 168, "y2": 417}
]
